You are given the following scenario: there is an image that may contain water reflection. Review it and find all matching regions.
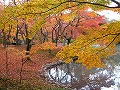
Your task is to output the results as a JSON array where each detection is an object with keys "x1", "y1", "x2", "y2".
[{"x1": 40, "y1": 45, "x2": 120, "y2": 90}]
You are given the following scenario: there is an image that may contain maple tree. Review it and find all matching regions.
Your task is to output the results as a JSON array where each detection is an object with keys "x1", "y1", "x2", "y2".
[
  {"x1": 0, "y1": 0, "x2": 120, "y2": 69},
  {"x1": 56, "y1": 22, "x2": 120, "y2": 69},
  {"x1": 41, "y1": 9, "x2": 105, "y2": 47}
]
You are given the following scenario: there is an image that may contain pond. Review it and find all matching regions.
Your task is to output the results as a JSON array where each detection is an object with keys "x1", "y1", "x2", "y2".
[{"x1": 40, "y1": 45, "x2": 120, "y2": 90}]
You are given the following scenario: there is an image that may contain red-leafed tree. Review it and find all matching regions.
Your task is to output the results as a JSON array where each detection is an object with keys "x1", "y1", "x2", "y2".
[{"x1": 41, "y1": 8, "x2": 106, "y2": 46}]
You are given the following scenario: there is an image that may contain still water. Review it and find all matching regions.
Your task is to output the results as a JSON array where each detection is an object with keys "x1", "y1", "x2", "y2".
[{"x1": 40, "y1": 45, "x2": 120, "y2": 90}]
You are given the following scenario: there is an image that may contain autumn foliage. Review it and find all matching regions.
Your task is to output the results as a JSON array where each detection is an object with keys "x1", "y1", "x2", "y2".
[
  {"x1": 0, "y1": 1, "x2": 120, "y2": 87},
  {"x1": 30, "y1": 42, "x2": 56, "y2": 54}
]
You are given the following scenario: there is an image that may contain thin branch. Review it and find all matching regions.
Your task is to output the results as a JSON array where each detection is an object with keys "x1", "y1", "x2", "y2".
[
  {"x1": 111, "y1": 0, "x2": 120, "y2": 7},
  {"x1": 19, "y1": 0, "x2": 120, "y2": 16},
  {"x1": 97, "y1": 33, "x2": 120, "y2": 52},
  {"x1": 13, "y1": 0, "x2": 17, "y2": 5},
  {"x1": 77, "y1": 33, "x2": 120, "y2": 50},
  {"x1": 71, "y1": 1, "x2": 120, "y2": 8}
]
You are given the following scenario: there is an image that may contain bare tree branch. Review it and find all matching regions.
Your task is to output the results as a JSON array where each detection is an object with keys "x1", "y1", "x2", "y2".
[
  {"x1": 111, "y1": 0, "x2": 120, "y2": 7},
  {"x1": 77, "y1": 33, "x2": 120, "y2": 51},
  {"x1": 21, "y1": 0, "x2": 120, "y2": 16},
  {"x1": 97, "y1": 32, "x2": 120, "y2": 52}
]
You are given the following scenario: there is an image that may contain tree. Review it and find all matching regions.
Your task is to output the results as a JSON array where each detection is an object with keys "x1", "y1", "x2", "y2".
[
  {"x1": 0, "y1": 0, "x2": 120, "y2": 69},
  {"x1": 56, "y1": 21, "x2": 120, "y2": 69},
  {"x1": 54, "y1": 1, "x2": 120, "y2": 69},
  {"x1": 41, "y1": 8, "x2": 105, "y2": 46}
]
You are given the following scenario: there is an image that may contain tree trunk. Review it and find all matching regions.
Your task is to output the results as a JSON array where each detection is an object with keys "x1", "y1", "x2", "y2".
[
  {"x1": 67, "y1": 38, "x2": 71, "y2": 45},
  {"x1": 15, "y1": 24, "x2": 19, "y2": 45},
  {"x1": 5, "y1": 48, "x2": 8, "y2": 77},
  {"x1": 2, "y1": 29, "x2": 7, "y2": 48},
  {"x1": 26, "y1": 38, "x2": 32, "y2": 60}
]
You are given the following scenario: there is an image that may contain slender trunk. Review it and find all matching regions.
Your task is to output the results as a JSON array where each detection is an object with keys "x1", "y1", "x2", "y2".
[
  {"x1": 25, "y1": 23, "x2": 28, "y2": 44},
  {"x1": 16, "y1": 24, "x2": 19, "y2": 45},
  {"x1": 24, "y1": 23, "x2": 31, "y2": 60},
  {"x1": 3, "y1": 36, "x2": 6, "y2": 47},
  {"x1": 48, "y1": 49, "x2": 51, "y2": 54},
  {"x1": 67, "y1": 38, "x2": 71, "y2": 45},
  {"x1": 26, "y1": 38, "x2": 32, "y2": 60},
  {"x1": 7, "y1": 24, "x2": 12, "y2": 44},
  {"x1": 19, "y1": 58, "x2": 27, "y2": 84},
  {"x1": 2, "y1": 29, "x2": 7, "y2": 48},
  {"x1": 55, "y1": 38, "x2": 58, "y2": 46},
  {"x1": 52, "y1": 29, "x2": 54, "y2": 43},
  {"x1": 19, "y1": 29, "x2": 25, "y2": 45},
  {"x1": 45, "y1": 30, "x2": 48, "y2": 42},
  {"x1": 13, "y1": 0, "x2": 16, "y2": 5},
  {"x1": 5, "y1": 48, "x2": 8, "y2": 77},
  {"x1": 41, "y1": 29, "x2": 49, "y2": 43}
]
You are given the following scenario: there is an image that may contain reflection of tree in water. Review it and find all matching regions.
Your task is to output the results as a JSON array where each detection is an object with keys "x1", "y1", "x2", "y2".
[
  {"x1": 40, "y1": 59, "x2": 119, "y2": 90},
  {"x1": 40, "y1": 45, "x2": 120, "y2": 90}
]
